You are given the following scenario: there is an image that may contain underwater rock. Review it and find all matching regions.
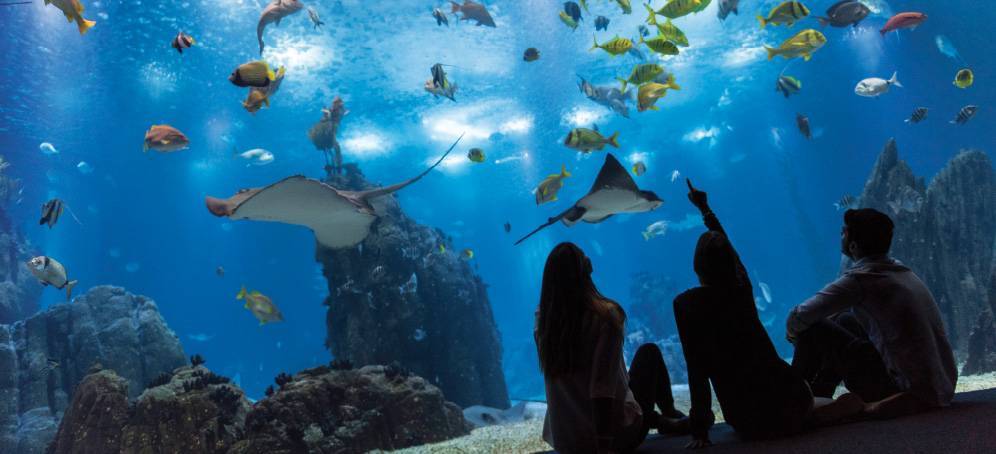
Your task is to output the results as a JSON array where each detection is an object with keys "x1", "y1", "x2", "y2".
[
  {"x1": 624, "y1": 272, "x2": 688, "y2": 384},
  {"x1": 47, "y1": 369, "x2": 131, "y2": 454},
  {"x1": 857, "y1": 139, "x2": 996, "y2": 353},
  {"x1": 463, "y1": 401, "x2": 547, "y2": 428},
  {"x1": 229, "y1": 364, "x2": 470, "y2": 453},
  {"x1": 317, "y1": 164, "x2": 509, "y2": 408},
  {"x1": 0, "y1": 286, "x2": 186, "y2": 454},
  {"x1": 0, "y1": 188, "x2": 42, "y2": 323},
  {"x1": 963, "y1": 268, "x2": 996, "y2": 375}
]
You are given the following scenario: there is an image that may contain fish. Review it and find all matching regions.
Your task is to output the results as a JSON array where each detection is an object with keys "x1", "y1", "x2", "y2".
[
  {"x1": 632, "y1": 161, "x2": 647, "y2": 176},
  {"x1": 905, "y1": 107, "x2": 928, "y2": 124},
  {"x1": 307, "y1": 7, "x2": 325, "y2": 29},
  {"x1": 640, "y1": 34, "x2": 680, "y2": 56},
  {"x1": 757, "y1": 1, "x2": 809, "y2": 28},
  {"x1": 693, "y1": 0, "x2": 712, "y2": 13},
  {"x1": 618, "y1": 63, "x2": 664, "y2": 92},
  {"x1": 834, "y1": 194, "x2": 857, "y2": 210},
  {"x1": 717, "y1": 0, "x2": 739, "y2": 20},
  {"x1": 432, "y1": 8, "x2": 449, "y2": 26},
  {"x1": 26, "y1": 256, "x2": 78, "y2": 301},
  {"x1": 638, "y1": 25, "x2": 650, "y2": 37},
  {"x1": 765, "y1": 29, "x2": 827, "y2": 61},
  {"x1": 564, "y1": 126, "x2": 620, "y2": 153},
  {"x1": 536, "y1": 164, "x2": 572, "y2": 205},
  {"x1": 815, "y1": 1, "x2": 869, "y2": 28},
  {"x1": 451, "y1": 0, "x2": 496, "y2": 27},
  {"x1": 880, "y1": 12, "x2": 926, "y2": 37},
  {"x1": 796, "y1": 113, "x2": 812, "y2": 139},
  {"x1": 515, "y1": 154, "x2": 664, "y2": 245},
  {"x1": 564, "y1": 2, "x2": 582, "y2": 23},
  {"x1": 461, "y1": 249, "x2": 474, "y2": 260},
  {"x1": 216, "y1": 266, "x2": 225, "y2": 277},
  {"x1": 523, "y1": 47, "x2": 540, "y2": 62},
  {"x1": 439, "y1": 244, "x2": 447, "y2": 254},
  {"x1": 230, "y1": 61, "x2": 276, "y2": 88},
  {"x1": 467, "y1": 148, "x2": 486, "y2": 162},
  {"x1": 188, "y1": 333, "x2": 215, "y2": 342},
  {"x1": 642, "y1": 220, "x2": 669, "y2": 240},
  {"x1": 39, "y1": 142, "x2": 58, "y2": 155},
  {"x1": 637, "y1": 77, "x2": 680, "y2": 112},
  {"x1": 776, "y1": 74, "x2": 802, "y2": 98},
  {"x1": 654, "y1": 0, "x2": 702, "y2": 19},
  {"x1": 236, "y1": 286, "x2": 284, "y2": 326},
  {"x1": 245, "y1": 66, "x2": 286, "y2": 114},
  {"x1": 590, "y1": 35, "x2": 633, "y2": 56},
  {"x1": 76, "y1": 161, "x2": 93, "y2": 174},
  {"x1": 759, "y1": 282, "x2": 773, "y2": 303},
  {"x1": 595, "y1": 15, "x2": 610, "y2": 31},
  {"x1": 670, "y1": 170, "x2": 681, "y2": 182},
  {"x1": 854, "y1": 72, "x2": 901, "y2": 97},
  {"x1": 39, "y1": 198, "x2": 65, "y2": 228},
  {"x1": 206, "y1": 135, "x2": 465, "y2": 250},
  {"x1": 559, "y1": 11, "x2": 579, "y2": 30},
  {"x1": 953, "y1": 69, "x2": 974, "y2": 89},
  {"x1": 425, "y1": 63, "x2": 457, "y2": 101},
  {"x1": 578, "y1": 75, "x2": 632, "y2": 118},
  {"x1": 887, "y1": 186, "x2": 924, "y2": 215},
  {"x1": 236, "y1": 148, "x2": 275, "y2": 166},
  {"x1": 616, "y1": 0, "x2": 632, "y2": 14},
  {"x1": 171, "y1": 31, "x2": 195, "y2": 54},
  {"x1": 504, "y1": 222, "x2": 511, "y2": 233},
  {"x1": 627, "y1": 44, "x2": 646, "y2": 61},
  {"x1": 935, "y1": 35, "x2": 961, "y2": 62},
  {"x1": 143, "y1": 125, "x2": 190, "y2": 153},
  {"x1": 645, "y1": 6, "x2": 689, "y2": 47},
  {"x1": 257, "y1": 0, "x2": 304, "y2": 54},
  {"x1": 950, "y1": 105, "x2": 978, "y2": 125},
  {"x1": 44, "y1": 0, "x2": 96, "y2": 35},
  {"x1": 43, "y1": 358, "x2": 60, "y2": 374}
]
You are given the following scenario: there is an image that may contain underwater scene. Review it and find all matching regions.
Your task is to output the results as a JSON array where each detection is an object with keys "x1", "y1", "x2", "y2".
[{"x1": 0, "y1": 0, "x2": 994, "y2": 452}]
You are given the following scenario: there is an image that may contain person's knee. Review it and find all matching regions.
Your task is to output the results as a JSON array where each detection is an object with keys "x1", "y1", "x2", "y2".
[{"x1": 634, "y1": 343, "x2": 663, "y2": 363}]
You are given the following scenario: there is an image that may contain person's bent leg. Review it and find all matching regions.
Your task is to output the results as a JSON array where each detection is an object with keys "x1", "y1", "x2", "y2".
[
  {"x1": 629, "y1": 343, "x2": 687, "y2": 435},
  {"x1": 792, "y1": 318, "x2": 852, "y2": 398}
]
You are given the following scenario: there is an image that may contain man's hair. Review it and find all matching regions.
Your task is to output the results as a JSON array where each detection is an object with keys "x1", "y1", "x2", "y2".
[{"x1": 844, "y1": 208, "x2": 894, "y2": 255}]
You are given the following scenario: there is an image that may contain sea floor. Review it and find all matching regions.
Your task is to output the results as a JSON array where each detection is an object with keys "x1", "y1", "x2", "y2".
[{"x1": 386, "y1": 372, "x2": 996, "y2": 454}]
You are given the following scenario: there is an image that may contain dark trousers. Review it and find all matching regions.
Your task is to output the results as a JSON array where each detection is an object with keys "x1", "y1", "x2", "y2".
[
  {"x1": 792, "y1": 312, "x2": 900, "y2": 402},
  {"x1": 618, "y1": 343, "x2": 680, "y2": 452}
]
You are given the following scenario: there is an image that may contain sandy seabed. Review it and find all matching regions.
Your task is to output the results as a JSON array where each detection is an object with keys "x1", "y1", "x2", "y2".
[{"x1": 383, "y1": 372, "x2": 996, "y2": 454}]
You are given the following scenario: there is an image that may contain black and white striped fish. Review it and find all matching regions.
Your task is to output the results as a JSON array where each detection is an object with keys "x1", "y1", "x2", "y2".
[
  {"x1": 905, "y1": 107, "x2": 928, "y2": 124},
  {"x1": 39, "y1": 198, "x2": 64, "y2": 228},
  {"x1": 950, "y1": 105, "x2": 978, "y2": 125}
]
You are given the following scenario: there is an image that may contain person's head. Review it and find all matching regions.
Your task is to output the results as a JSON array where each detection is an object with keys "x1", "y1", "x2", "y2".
[
  {"x1": 693, "y1": 231, "x2": 742, "y2": 287},
  {"x1": 536, "y1": 242, "x2": 624, "y2": 377},
  {"x1": 841, "y1": 209, "x2": 894, "y2": 259}
]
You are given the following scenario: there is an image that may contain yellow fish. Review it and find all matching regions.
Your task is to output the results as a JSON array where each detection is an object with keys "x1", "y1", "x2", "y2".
[
  {"x1": 655, "y1": 0, "x2": 701, "y2": 19},
  {"x1": 242, "y1": 90, "x2": 270, "y2": 114},
  {"x1": 646, "y1": 5, "x2": 689, "y2": 47},
  {"x1": 953, "y1": 68, "x2": 974, "y2": 89},
  {"x1": 637, "y1": 76, "x2": 680, "y2": 112},
  {"x1": 590, "y1": 35, "x2": 633, "y2": 56},
  {"x1": 535, "y1": 165, "x2": 571, "y2": 205},
  {"x1": 462, "y1": 249, "x2": 474, "y2": 260},
  {"x1": 236, "y1": 286, "x2": 284, "y2": 326},
  {"x1": 641, "y1": 35, "x2": 680, "y2": 56},
  {"x1": 45, "y1": 0, "x2": 96, "y2": 35},
  {"x1": 618, "y1": 63, "x2": 664, "y2": 92},
  {"x1": 765, "y1": 29, "x2": 827, "y2": 61},
  {"x1": 757, "y1": 1, "x2": 810, "y2": 28}
]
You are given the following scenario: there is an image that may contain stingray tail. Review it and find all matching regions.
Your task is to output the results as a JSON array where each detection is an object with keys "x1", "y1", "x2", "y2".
[
  {"x1": 514, "y1": 207, "x2": 575, "y2": 246},
  {"x1": 361, "y1": 133, "x2": 465, "y2": 200}
]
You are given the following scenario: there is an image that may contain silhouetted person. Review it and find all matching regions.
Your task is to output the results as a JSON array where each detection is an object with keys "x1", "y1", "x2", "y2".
[
  {"x1": 674, "y1": 180, "x2": 863, "y2": 449},
  {"x1": 536, "y1": 242, "x2": 684, "y2": 454},
  {"x1": 788, "y1": 208, "x2": 957, "y2": 418}
]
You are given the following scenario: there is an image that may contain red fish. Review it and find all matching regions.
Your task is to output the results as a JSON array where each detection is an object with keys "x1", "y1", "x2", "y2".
[{"x1": 880, "y1": 12, "x2": 926, "y2": 36}]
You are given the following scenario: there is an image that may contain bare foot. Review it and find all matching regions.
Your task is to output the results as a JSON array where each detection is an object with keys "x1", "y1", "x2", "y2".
[{"x1": 810, "y1": 392, "x2": 865, "y2": 426}]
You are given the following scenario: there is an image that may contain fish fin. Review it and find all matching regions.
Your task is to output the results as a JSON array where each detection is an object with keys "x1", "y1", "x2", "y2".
[
  {"x1": 263, "y1": 97, "x2": 270, "y2": 107},
  {"x1": 889, "y1": 72, "x2": 902, "y2": 88},
  {"x1": 757, "y1": 15, "x2": 766, "y2": 29},
  {"x1": 237, "y1": 286, "x2": 247, "y2": 300},
  {"x1": 803, "y1": 53, "x2": 811, "y2": 61},
  {"x1": 65, "y1": 280, "x2": 78, "y2": 301},
  {"x1": 267, "y1": 67, "x2": 276, "y2": 81},
  {"x1": 616, "y1": 77, "x2": 628, "y2": 92},
  {"x1": 649, "y1": 106, "x2": 659, "y2": 111},
  {"x1": 667, "y1": 74, "x2": 680, "y2": 90},
  {"x1": 561, "y1": 164, "x2": 571, "y2": 178},
  {"x1": 765, "y1": 46, "x2": 776, "y2": 61},
  {"x1": 643, "y1": 231, "x2": 650, "y2": 241},
  {"x1": 816, "y1": 16, "x2": 828, "y2": 27},
  {"x1": 77, "y1": 17, "x2": 95, "y2": 35},
  {"x1": 607, "y1": 131, "x2": 620, "y2": 148},
  {"x1": 590, "y1": 34, "x2": 599, "y2": 51}
]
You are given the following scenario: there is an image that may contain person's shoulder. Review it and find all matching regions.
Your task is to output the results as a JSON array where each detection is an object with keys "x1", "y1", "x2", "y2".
[{"x1": 674, "y1": 287, "x2": 709, "y2": 307}]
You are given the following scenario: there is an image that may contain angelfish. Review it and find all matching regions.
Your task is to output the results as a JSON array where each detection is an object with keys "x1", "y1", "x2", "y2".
[
  {"x1": 257, "y1": 0, "x2": 304, "y2": 54},
  {"x1": 26, "y1": 256, "x2": 78, "y2": 301},
  {"x1": 39, "y1": 198, "x2": 81, "y2": 228}
]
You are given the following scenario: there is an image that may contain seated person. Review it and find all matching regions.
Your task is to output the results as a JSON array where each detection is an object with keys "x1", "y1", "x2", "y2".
[
  {"x1": 536, "y1": 242, "x2": 684, "y2": 454},
  {"x1": 674, "y1": 180, "x2": 863, "y2": 449},
  {"x1": 787, "y1": 208, "x2": 958, "y2": 418}
]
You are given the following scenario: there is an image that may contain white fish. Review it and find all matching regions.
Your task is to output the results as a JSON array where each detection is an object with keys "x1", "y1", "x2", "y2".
[
  {"x1": 642, "y1": 220, "x2": 669, "y2": 240},
  {"x1": 39, "y1": 142, "x2": 58, "y2": 155},
  {"x1": 855, "y1": 72, "x2": 902, "y2": 97},
  {"x1": 236, "y1": 148, "x2": 275, "y2": 166},
  {"x1": 187, "y1": 333, "x2": 214, "y2": 342},
  {"x1": 759, "y1": 281, "x2": 772, "y2": 304},
  {"x1": 413, "y1": 328, "x2": 427, "y2": 341},
  {"x1": 76, "y1": 161, "x2": 94, "y2": 174},
  {"x1": 670, "y1": 170, "x2": 681, "y2": 182},
  {"x1": 934, "y1": 35, "x2": 961, "y2": 62}
]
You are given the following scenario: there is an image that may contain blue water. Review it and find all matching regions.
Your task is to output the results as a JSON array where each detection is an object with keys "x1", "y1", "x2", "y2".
[{"x1": 1, "y1": 0, "x2": 993, "y2": 400}]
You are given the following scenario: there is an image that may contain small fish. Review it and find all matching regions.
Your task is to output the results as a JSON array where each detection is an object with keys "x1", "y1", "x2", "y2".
[
  {"x1": 616, "y1": 0, "x2": 632, "y2": 14},
  {"x1": 759, "y1": 281, "x2": 773, "y2": 303},
  {"x1": 242, "y1": 90, "x2": 270, "y2": 114},
  {"x1": 854, "y1": 72, "x2": 901, "y2": 97},
  {"x1": 595, "y1": 15, "x2": 610, "y2": 31},
  {"x1": 144, "y1": 125, "x2": 190, "y2": 153},
  {"x1": 44, "y1": 358, "x2": 60, "y2": 373},
  {"x1": 950, "y1": 105, "x2": 978, "y2": 125},
  {"x1": 642, "y1": 220, "x2": 669, "y2": 240},
  {"x1": 26, "y1": 256, "x2": 78, "y2": 301},
  {"x1": 776, "y1": 74, "x2": 802, "y2": 98},
  {"x1": 39, "y1": 198, "x2": 65, "y2": 228},
  {"x1": 670, "y1": 170, "x2": 681, "y2": 182},
  {"x1": 757, "y1": 1, "x2": 809, "y2": 28},
  {"x1": 654, "y1": 0, "x2": 702, "y2": 19},
  {"x1": 45, "y1": 0, "x2": 96, "y2": 35},
  {"x1": 76, "y1": 161, "x2": 93, "y2": 174},
  {"x1": 815, "y1": 0, "x2": 869, "y2": 28},
  {"x1": 307, "y1": 7, "x2": 325, "y2": 29},
  {"x1": 439, "y1": 244, "x2": 447, "y2": 254},
  {"x1": 559, "y1": 11, "x2": 579, "y2": 30},
  {"x1": 39, "y1": 142, "x2": 58, "y2": 156},
  {"x1": 523, "y1": 47, "x2": 540, "y2": 62},
  {"x1": 590, "y1": 35, "x2": 633, "y2": 56},
  {"x1": 536, "y1": 165, "x2": 571, "y2": 205},
  {"x1": 504, "y1": 222, "x2": 511, "y2": 233},
  {"x1": 413, "y1": 328, "x2": 427, "y2": 341},
  {"x1": 618, "y1": 63, "x2": 664, "y2": 92},
  {"x1": 637, "y1": 77, "x2": 679, "y2": 112},
  {"x1": 171, "y1": 31, "x2": 195, "y2": 54},
  {"x1": 257, "y1": 0, "x2": 304, "y2": 54},
  {"x1": 216, "y1": 266, "x2": 225, "y2": 277},
  {"x1": 953, "y1": 69, "x2": 974, "y2": 89},
  {"x1": 229, "y1": 61, "x2": 276, "y2": 88},
  {"x1": 887, "y1": 186, "x2": 924, "y2": 215},
  {"x1": 796, "y1": 113, "x2": 812, "y2": 139},
  {"x1": 188, "y1": 333, "x2": 214, "y2": 342},
  {"x1": 236, "y1": 148, "x2": 275, "y2": 166},
  {"x1": 905, "y1": 107, "x2": 928, "y2": 124},
  {"x1": 834, "y1": 194, "x2": 857, "y2": 210},
  {"x1": 425, "y1": 63, "x2": 457, "y2": 101},
  {"x1": 467, "y1": 148, "x2": 486, "y2": 162},
  {"x1": 645, "y1": 6, "x2": 689, "y2": 47},
  {"x1": 432, "y1": 8, "x2": 449, "y2": 26},
  {"x1": 564, "y1": 1, "x2": 582, "y2": 22},
  {"x1": 236, "y1": 286, "x2": 284, "y2": 326},
  {"x1": 462, "y1": 249, "x2": 474, "y2": 260},
  {"x1": 765, "y1": 29, "x2": 827, "y2": 61},
  {"x1": 717, "y1": 0, "x2": 739, "y2": 20},
  {"x1": 640, "y1": 34, "x2": 680, "y2": 56},
  {"x1": 564, "y1": 126, "x2": 620, "y2": 152},
  {"x1": 451, "y1": 0, "x2": 496, "y2": 27},
  {"x1": 638, "y1": 25, "x2": 649, "y2": 37},
  {"x1": 935, "y1": 35, "x2": 961, "y2": 61},
  {"x1": 880, "y1": 12, "x2": 927, "y2": 37},
  {"x1": 632, "y1": 161, "x2": 647, "y2": 176}
]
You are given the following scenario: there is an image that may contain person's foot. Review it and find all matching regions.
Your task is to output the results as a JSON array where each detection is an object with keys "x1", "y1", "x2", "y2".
[
  {"x1": 810, "y1": 392, "x2": 866, "y2": 426},
  {"x1": 657, "y1": 410, "x2": 691, "y2": 435},
  {"x1": 864, "y1": 392, "x2": 923, "y2": 420}
]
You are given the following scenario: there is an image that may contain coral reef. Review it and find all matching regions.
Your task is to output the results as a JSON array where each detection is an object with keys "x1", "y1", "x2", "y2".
[
  {"x1": 318, "y1": 164, "x2": 509, "y2": 408},
  {"x1": 0, "y1": 286, "x2": 186, "y2": 454},
  {"x1": 856, "y1": 139, "x2": 995, "y2": 353}
]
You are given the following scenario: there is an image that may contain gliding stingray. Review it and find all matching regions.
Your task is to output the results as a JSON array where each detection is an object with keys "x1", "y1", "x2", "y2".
[
  {"x1": 515, "y1": 154, "x2": 663, "y2": 245},
  {"x1": 205, "y1": 134, "x2": 463, "y2": 250}
]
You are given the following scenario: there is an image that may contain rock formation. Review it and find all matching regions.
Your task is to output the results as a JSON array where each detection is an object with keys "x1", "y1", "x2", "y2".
[
  {"x1": 963, "y1": 268, "x2": 996, "y2": 375},
  {"x1": 0, "y1": 286, "x2": 186, "y2": 454},
  {"x1": 0, "y1": 162, "x2": 41, "y2": 324},
  {"x1": 317, "y1": 164, "x2": 509, "y2": 409},
  {"x1": 624, "y1": 272, "x2": 688, "y2": 384},
  {"x1": 857, "y1": 139, "x2": 995, "y2": 353},
  {"x1": 47, "y1": 368, "x2": 131, "y2": 454}
]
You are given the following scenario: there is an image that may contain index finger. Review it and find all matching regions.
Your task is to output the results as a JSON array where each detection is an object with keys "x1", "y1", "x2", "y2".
[{"x1": 686, "y1": 178, "x2": 694, "y2": 191}]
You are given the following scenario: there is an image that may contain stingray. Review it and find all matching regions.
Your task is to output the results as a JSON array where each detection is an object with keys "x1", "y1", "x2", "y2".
[
  {"x1": 515, "y1": 153, "x2": 663, "y2": 245},
  {"x1": 206, "y1": 134, "x2": 463, "y2": 250}
]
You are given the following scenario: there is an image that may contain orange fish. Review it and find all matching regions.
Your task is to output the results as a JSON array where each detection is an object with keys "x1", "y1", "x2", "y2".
[{"x1": 143, "y1": 125, "x2": 190, "y2": 153}]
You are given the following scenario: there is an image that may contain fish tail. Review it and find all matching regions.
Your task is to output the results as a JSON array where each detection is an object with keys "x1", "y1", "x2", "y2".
[
  {"x1": 765, "y1": 46, "x2": 776, "y2": 61},
  {"x1": 590, "y1": 34, "x2": 599, "y2": 51},
  {"x1": 642, "y1": 231, "x2": 651, "y2": 241},
  {"x1": 616, "y1": 77, "x2": 628, "y2": 92},
  {"x1": 815, "y1": 16, "x2": 828, "y2": 27},
  {"x1": 561, "y1": 164, "x2": 571, "y2": 178},
  {"x1": 644, "y1": 3, "x2": 657, "y2": 25},
  {"x1": 667, "y1": 73, "x2": 680, "y2": 90},
  {"x1": 607, "y1": 131, "x2": 620, "y2": 148},
  {"x1": 757, "y1": 15, "x2": 766, "y2": 29},
  {"x1": 65, "y1": 280, "x2": 78, "y2": 302},
  {"x1": 879, "y1": 28, "x2": 887, "y2": 37},
  {"x1": 76, "y1": 17, "x2": 95, "y2": 35},
  {"x1": 237, "y1": 285, "x2": 247, "y2": 300},
  {"x1": 889, "y1": 71, "x2": 902, "y2": 88}
]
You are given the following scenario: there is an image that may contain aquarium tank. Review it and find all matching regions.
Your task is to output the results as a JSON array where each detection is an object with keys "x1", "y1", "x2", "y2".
[{"x1": 0, "y1": 0, "x2": 993, "y2": 452}]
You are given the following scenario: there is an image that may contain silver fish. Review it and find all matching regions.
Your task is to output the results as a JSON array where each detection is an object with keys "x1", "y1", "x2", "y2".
[
  {"x1": 257, "y1": 0, "x2": 304, "y2": 54},
  {"x1": 307, "y1": 7, "x2": 325, "y2": 29},
  {"x1": 834, "y1": 194, "x2": 857, "y2": 210},
  {"x1": 26, "y1": 256, "x2": 78, "y2": 301}
]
